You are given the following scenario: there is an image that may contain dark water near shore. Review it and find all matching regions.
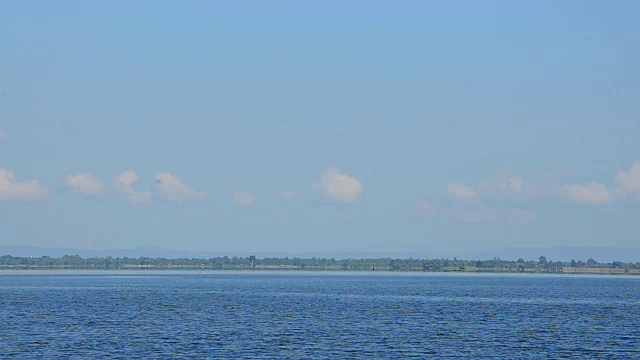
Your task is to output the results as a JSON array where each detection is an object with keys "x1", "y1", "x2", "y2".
[{"x1": 1, "y1": 272, "x2": 639, "y2": 359}]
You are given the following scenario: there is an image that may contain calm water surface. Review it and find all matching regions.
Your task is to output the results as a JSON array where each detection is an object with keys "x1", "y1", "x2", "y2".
[{"x1": 1, "y1": 272, "x2": 639, "y2": 359}]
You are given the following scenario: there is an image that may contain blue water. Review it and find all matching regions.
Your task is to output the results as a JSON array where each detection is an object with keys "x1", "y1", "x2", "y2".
[{"x1": 0, "y1": 272, "x2": 639, "y2": 359}]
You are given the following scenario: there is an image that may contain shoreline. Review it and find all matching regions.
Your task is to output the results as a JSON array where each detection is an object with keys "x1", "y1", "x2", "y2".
[{"x1": 1, "y1": 268, "x2": 639, "y2": 277}]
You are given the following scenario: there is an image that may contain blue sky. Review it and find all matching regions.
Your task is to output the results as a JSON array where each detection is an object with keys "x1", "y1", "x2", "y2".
[{"x1": 1, "y1": 1, "x2": 639, "y2": 256}]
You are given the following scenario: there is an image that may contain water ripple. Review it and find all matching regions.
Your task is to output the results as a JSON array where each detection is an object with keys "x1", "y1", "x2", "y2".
[{"x1": 0, "y1": 273, "x2": 639, "y2": 359}]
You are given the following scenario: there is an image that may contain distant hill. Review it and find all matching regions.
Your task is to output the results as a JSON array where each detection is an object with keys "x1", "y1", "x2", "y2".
[
  {"x1": 458, "y1": 246, "x2": 640, "y2": 263},
  {"x1": 0, "y1": 246, "x2": 223, "y2": 259},
  {"x1": 0, "y1": 245, "x2": 637, "y2": 263},
  {"x1": 0, "y1": 245, "x2": 436, "y2": 260}
]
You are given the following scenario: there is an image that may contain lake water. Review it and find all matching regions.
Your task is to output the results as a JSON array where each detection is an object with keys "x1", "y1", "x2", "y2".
[{"x1": 0, "y1": 271, "x2": 639, "y2": 359}]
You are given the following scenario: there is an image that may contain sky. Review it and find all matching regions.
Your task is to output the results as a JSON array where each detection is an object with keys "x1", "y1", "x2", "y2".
[{"x1": 1, "y1": 1, "x2": 639, "y2": 257}]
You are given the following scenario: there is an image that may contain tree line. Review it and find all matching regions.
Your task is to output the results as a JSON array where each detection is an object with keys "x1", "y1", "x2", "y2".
[{"x1": 0, "y1": 254, "x2": 639, "y2": 273}]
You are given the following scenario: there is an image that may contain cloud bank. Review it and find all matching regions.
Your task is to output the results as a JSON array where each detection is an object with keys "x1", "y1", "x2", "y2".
[
  {"x1": 415, "y1": 197, "x2": 535, "y2": 224},
  {"x1": 559, "y1": 161, "x2": 640, "y2": 205},
  {"x1": 0, "y1": 168, "x2": 50, "y2": 200},
  {"x1": 313, "y1": 168, "x2": 362, "y2": 203},
  {"x1": 66, "y1": 172, "x2": 104, "y2": 195}
]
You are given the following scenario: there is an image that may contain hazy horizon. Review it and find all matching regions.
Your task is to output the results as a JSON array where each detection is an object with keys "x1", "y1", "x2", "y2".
[
  {"x1": 2, "y1": 1, "x2": 639, "y2": 256},
  {"x1": 2, "y1": 244, "x2": 640, "y2": 264}
]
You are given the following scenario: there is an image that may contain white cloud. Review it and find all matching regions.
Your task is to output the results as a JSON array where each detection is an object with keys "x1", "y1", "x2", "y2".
[
  {"x1": 564, "y1": 182, "x2": 611, "y2": 204},
  {"x1": 114, "y1": 170, "x2": 151, "y2": 204},
  {"x1": 615, "y1": 161, "x2": 640, "y2": 197},
  {"x1": 313, "y1": 168, "x2": 362, "y2": 203},
  {"x1": 0, "y1": 168, "x2": 50, "y2": 200},
  {"x1": 66, "y1": 172, "x2": 104, "y2": 195},
  {"x1": 233, "y1": 191, "x2": 255, "y2": 206},
  {"x1": 282, "y1": 191, "x2": 297, "y2": 200},
  {"x1": 446, "y1": 181, "x2": 478, "y2": 200},
  {"x1": 155, "y1": 172, "x2": 205, "y2": 202}
]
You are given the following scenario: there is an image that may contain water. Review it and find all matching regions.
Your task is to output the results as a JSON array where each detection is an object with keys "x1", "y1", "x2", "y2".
[{"x1": 1, "y1": 272, "x2": 639, "y2": 359}]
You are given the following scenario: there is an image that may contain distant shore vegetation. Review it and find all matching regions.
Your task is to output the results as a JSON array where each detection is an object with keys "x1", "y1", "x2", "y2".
[{"x1": 1, "y1": 255, "x2": 639, "y2": 275}]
